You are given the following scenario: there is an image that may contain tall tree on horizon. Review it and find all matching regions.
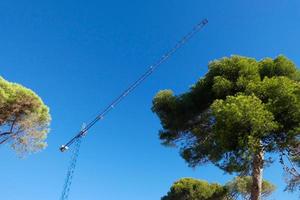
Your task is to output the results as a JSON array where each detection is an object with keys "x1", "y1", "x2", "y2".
[
  {"x1": 0, "y1": 76, "x2": 51, "y2": 155},
  {"x1": 152, "y1": 55, "x2": 300, "y2": 200},
  {"x1": 162, "y1": 177, "x2": 276, "y2": 200},
  {"x1": 161, "y1": 178, "x2": 227, "y2": 200}
]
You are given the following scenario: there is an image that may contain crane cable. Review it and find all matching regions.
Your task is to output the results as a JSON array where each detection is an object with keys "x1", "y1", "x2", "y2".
[{"x1": 59, "y1": 18, "x2": 208, "y2": 152}]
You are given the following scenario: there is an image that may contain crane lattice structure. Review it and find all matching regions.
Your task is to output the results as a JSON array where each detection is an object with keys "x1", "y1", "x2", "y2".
[
  {"x1": 59, "y1": 137, "x2": 82, "y2": 200},
  {"x1": 59, "y1": 18, "x2": 208, "y2": 200}
]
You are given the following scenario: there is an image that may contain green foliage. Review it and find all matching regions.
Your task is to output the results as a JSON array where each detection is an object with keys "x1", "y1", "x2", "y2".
[
  {"x1": 226, "y1": 176, "x2": 276, "y2": 200},
  {"x1": 210, "y1": 95, "x2": 278, "y2": 172},
  {"x1": 162, "y1": 177, "x2": 275, "y2": 200},
  {"x1": 152, "y1": 55, "x2": 300, "y2": 174},
  {"x1": 161, "y1": 178, "x2": 227, "y2": 200},
  {"x1": 0, "y1": 76, "x2": 51, "y2": 155},
  {"x1": 258, "y1": 55, "x2": 299, "y2": 80}
]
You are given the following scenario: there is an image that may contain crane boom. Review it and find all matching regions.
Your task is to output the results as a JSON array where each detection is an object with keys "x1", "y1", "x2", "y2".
[
  {"x1": 59, "y1": 18, "x2": 208, "y2": 200},
  {"x1": 60, "y1": 18, "x2": 208, "y2": 152}
]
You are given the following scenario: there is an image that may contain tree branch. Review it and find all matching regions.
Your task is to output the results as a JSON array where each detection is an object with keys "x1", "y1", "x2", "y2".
[
  {"x1": 0, "y1": 131, "x2": 12, "y2": 137},
  {"x1": 0, "y1": 118, "x2": 17, "y2": 137},
  {"x1": 10, "y1": 118, "x2": 16, "y2": 132},
  {"x1": 0, "y1": 137, "x2": 10, "y2": 145}
]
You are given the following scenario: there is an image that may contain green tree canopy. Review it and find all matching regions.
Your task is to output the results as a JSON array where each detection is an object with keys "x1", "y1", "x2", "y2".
[
  {"x1": 162, "y1": 177, "x2": 275, "y2": 200},
  {"x1": 0, "y1": 76, "x2": 51, "y2": 155},
  {"x1": 226, "y1": 176, "x2": 276, "y2": 200},
  {"x1": 152, "y1": 55, "x2": 300, "y2": 200},
  {"x1": 161, "y1": 178, "x2": 227, "y2": 200}
]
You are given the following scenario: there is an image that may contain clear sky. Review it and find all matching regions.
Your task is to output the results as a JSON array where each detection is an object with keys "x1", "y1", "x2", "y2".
[{"x1": 0, "y1": 0, "x2": 299, "y2": 199}]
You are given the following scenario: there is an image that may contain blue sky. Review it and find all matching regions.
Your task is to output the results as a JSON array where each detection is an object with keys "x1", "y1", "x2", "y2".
[{"x1": 0, "y1": 0, "x2": 299, "y2": 199}]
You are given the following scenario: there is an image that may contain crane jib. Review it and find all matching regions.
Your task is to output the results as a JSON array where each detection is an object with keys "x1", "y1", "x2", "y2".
[
  {"x1": 59, "y1": 18, "x2": 208, "y2": 152},
  {"x1": 59, "y1": 19, "x2": 208, "y2": 200}
]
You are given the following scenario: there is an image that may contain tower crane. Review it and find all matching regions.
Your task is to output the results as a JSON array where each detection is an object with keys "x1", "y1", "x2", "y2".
[{"x1": 59, "y1": 18, "x2": 208, "y2": 200}]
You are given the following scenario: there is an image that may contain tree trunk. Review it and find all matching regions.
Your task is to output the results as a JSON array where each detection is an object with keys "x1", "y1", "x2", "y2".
[{"x1": 250, "y1": 148, "x2": 264, "y2": 200}]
